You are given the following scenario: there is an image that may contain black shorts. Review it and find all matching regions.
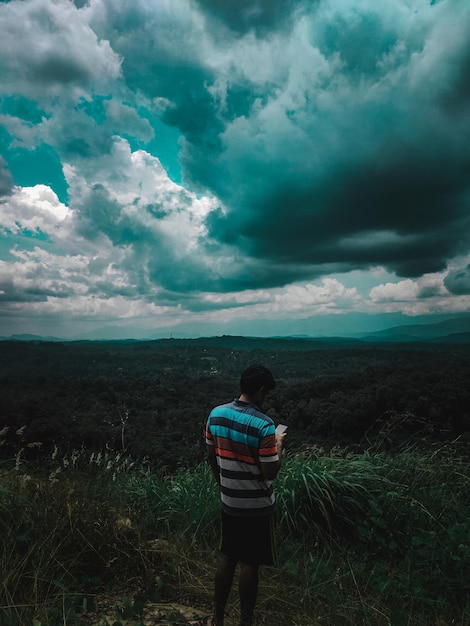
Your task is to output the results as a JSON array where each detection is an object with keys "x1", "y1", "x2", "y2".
[{"x1": 220, "y1": 510, "x2": 278, "y2": 566}]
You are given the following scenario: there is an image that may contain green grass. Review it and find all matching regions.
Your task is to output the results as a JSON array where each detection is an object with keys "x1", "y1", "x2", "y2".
[{"x1": 1, "y1": 443, "x2": 469, "y2": 625}]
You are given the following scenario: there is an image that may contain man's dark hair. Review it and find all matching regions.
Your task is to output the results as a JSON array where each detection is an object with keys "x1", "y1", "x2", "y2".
[{"x1": 240, "y1": 364, "x2": 276, "y2": 395}]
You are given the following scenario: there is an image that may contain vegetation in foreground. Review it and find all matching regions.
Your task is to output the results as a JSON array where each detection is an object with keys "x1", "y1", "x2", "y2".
[{"x1": 1, "y1": 436, "x2": 469, "y2": 626}]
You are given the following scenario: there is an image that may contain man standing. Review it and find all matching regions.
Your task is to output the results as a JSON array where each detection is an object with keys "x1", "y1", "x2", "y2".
[{"x1": 205, "y1": 365, "x2": 286, "y2": 626}]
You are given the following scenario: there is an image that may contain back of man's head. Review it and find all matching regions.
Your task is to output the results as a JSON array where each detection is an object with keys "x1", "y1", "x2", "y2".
[{"x1": 240, "y1": 364, "x2": 276, "y2": 396}]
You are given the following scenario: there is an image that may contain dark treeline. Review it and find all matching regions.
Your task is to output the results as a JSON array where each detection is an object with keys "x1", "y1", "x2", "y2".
[{"x1": 1, "y1": 338, "x2": 469, "y2": 469}]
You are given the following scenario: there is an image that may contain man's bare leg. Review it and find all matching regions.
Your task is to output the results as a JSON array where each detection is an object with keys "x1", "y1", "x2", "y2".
[
  {"x1": 238, "y1": 562, "x2": 259, "y2": 626},
  {"x1": 214, "y1": 554, "x2": 237, "y2": 625}
]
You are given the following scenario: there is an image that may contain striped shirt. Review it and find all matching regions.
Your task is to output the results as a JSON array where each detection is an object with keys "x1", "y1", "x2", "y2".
[{"x1": 205, "y1": 399, "x2": 279, "y2": 516}]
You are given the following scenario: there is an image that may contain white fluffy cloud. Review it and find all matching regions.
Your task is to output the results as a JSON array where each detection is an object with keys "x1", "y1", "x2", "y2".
[
  {"x1": 0, "y1": 185, "x2": 71, "y2": 238},
  {"x1": 0, "y1": 0, "x2": 121, "y2": 102},
  {"x1": 369, "y1": 272, "x2": 470, "y2": 315},
  {"x1": 0, "y1": 138, "x2": 231, "y2": 318}
]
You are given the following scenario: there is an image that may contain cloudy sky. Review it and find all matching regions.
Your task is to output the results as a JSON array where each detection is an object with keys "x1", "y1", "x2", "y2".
[{"x1": 1, "y1": 0, "x2": 470, "y2": 339}]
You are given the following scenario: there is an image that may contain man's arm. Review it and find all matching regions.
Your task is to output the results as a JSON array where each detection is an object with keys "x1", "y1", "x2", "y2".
[
  {"x1": 207, "y1": 443, "x2": 220, "y2": 485},
  {"x1": 259, "y1": 432, "x2": 285, "y2": 481}
]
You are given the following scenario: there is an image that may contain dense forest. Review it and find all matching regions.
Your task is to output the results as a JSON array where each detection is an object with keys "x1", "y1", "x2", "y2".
[{"x1": 1, "y1": 337, "x2": 469, "y2": 469}]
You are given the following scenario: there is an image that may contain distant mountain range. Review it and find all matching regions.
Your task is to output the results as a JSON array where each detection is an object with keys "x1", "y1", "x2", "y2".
[
  {"x1": 1, "y1": 315, "x2": 470, "y2": 345},
  {"x1": 355, "y1": 317, "x2": 470, "y2": 342}
]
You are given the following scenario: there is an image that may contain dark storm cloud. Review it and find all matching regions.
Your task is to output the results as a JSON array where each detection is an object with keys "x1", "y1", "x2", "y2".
[
  {"x1": 444, "y1": 265, "x2": 470, "y2": 295},
  {"x1": 0, "y1": 157, "x2": 14, "y2": 197},
  {"x1": 185, "y1": 1, "x2": 470, "y2": 285},
  {"x1": 83, "y1": 2, "x2": 225, "y2": 184},
  {"x1": 71, "y1": 0, "x2": 470, "y2": 295},
  {"x1": 191, "y1": 0, "x2": 303, "y2": 36},
  {"x1": 73, "y1": 184, "x2": 120, "y2": 240},
  {"x1": 0, "y1": 276, "x2": 74, "y2": 302},
  {"x1": 312, "y1": 8, "x2": 417, "y2": 79},
  {"x1": 207, "y1": 140, "x2": 470, "y2": 279}
]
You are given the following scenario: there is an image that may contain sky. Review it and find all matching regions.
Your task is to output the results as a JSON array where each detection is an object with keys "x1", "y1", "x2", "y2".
[{"x1": 1, "y1": 0, "x2": 470, "y2": 340}]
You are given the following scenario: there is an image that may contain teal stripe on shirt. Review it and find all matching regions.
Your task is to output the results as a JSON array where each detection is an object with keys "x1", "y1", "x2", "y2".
[
  {"x1": 210, "y1": 406, "x2": 273, "y2": 433},
  {"x1": 209, "y1": 424, "x2": 259, "y2": 447}
]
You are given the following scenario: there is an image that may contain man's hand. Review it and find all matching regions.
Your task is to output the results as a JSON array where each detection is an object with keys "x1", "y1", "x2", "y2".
[{"x1": 275, "y1": 431, "x2": 286, "y2": 455}]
